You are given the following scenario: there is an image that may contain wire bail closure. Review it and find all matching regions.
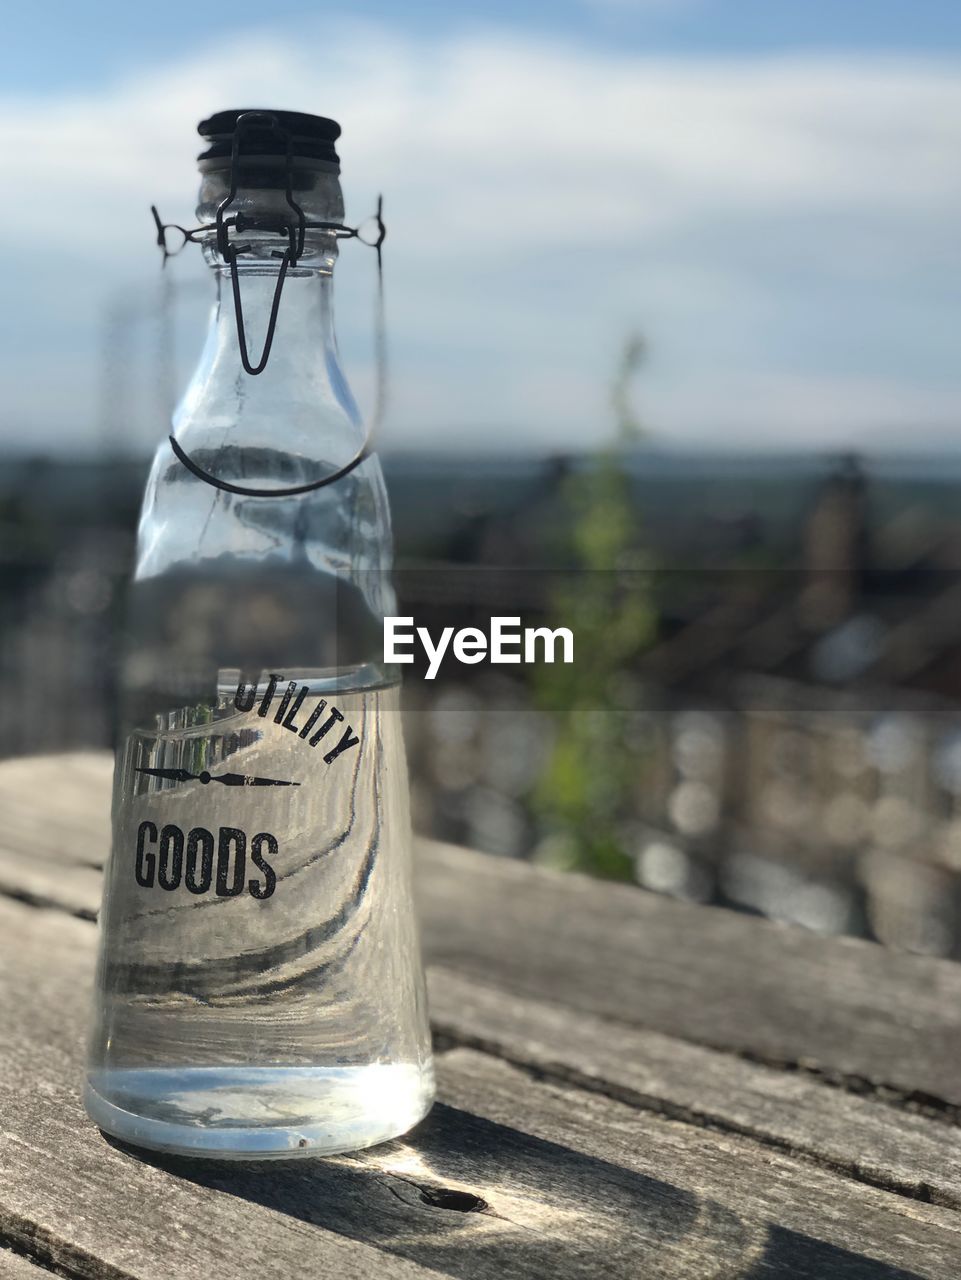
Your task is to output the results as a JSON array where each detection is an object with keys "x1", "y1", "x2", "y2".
[
  {"x1": 215, "y1": 111, "x2": 303, "y2": 376},
  {"x1": 150, "y1": 111, "x2": 388, "y2": 499}
]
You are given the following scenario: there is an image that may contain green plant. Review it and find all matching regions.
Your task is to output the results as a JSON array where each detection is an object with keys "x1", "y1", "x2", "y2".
[{"x1": 529, "y1": 336, "x2": 657, "y2": 880}]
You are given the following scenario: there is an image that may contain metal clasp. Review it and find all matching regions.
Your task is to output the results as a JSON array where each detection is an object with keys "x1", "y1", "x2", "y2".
[{"x1": 208, "y1": 112, "x2": 306, "y2": 375}]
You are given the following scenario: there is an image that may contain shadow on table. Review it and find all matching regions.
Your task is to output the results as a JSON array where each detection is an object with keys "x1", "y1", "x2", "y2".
[{"x1": 108, "y1": 1102, "x2": 923, "y2": 1280}]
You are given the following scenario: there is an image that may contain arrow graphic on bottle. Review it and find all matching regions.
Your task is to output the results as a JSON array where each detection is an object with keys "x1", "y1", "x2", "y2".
[{"x1": 136, "y1": 767, "x2": 300, "y2": 787}]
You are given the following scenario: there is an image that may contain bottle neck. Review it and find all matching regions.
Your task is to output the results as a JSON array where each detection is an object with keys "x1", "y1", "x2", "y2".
[
  {"x1": 207, "y1": 258, "x2": 338, "y2": 387},
  {"x1": 174, "y1": 251, "x2": 364, "y2": 487}
]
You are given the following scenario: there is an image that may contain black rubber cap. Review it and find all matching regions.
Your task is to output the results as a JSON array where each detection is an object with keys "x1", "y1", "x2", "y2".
[{"x1": 197, "y1": 109, "x2": 341, "y2": 167}]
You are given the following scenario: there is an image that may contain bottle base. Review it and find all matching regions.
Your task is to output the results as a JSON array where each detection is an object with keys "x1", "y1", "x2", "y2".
[{"x1": 84, "y1": 1063, "x2": 435, "y2": 1159}]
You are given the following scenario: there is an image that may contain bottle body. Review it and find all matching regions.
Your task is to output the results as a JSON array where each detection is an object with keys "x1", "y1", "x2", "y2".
[
  {"x1": 86, "y1": 661, "x2": 433, "y2": 1158},
  {"x1": 85, "y1": 197, "x2": 434, "y2": 1155}
]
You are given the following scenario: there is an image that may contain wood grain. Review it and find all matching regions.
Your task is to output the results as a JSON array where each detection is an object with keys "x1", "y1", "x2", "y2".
[
  {"x1": 0, "y1": 899, "x2": 437, "y2": 1280},
  {"x1": 0, "y1": 753, "x2": 111, "y2": 869},
  {"x1": 438, "y1": 1048, "x2": 961, "y2": 1280},
  {"x1": 4, "y1": 752, "x2": 961, "y2": 1107},
  {"x1": 416, "y1": 839, "x2": 961, "y2": 1105},
  {"x1": 6, "y1": 808, "x2": 960, "y2": 1221},
  {"x1": 3, "y1": 895, "x2": 960, "y2": 1280},
  {"x1": 0, "y1": 753, "x2": 109, "y2": 919},
  {"x1": 427, "y1": 967, "x2": 961, "y2": 1208},
  {"x1": 0, "y1": 1250, "x2": 57, "y2": 1279}
]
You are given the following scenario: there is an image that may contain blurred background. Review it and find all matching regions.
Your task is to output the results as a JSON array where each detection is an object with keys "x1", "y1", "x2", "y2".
[{"x1": 3, "y1": 1, "x2": 961, "y2": 955}]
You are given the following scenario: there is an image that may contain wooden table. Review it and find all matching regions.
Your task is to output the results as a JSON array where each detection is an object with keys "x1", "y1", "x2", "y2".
[{"x1": 3, "y1": 754, "x2": 961, "y2": 1279}]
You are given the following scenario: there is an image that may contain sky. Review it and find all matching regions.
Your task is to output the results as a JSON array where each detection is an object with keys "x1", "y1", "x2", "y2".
[{"x1": 2, "y1": 0, "x2": 960, "y2": 456}]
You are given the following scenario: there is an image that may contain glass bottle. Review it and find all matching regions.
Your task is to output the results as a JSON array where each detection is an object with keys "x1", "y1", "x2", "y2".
[{"x1": 84, "y1": 110, "x2": 434, "y2": 1158}]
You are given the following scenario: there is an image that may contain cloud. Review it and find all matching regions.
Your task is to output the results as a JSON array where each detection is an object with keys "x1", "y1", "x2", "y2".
[
  {"x1": 0, "y1": 24, "x2": 958, "y2": 453},
  {"x1": 578, "y1": 0, "x2": 702, "y2": 13}
]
